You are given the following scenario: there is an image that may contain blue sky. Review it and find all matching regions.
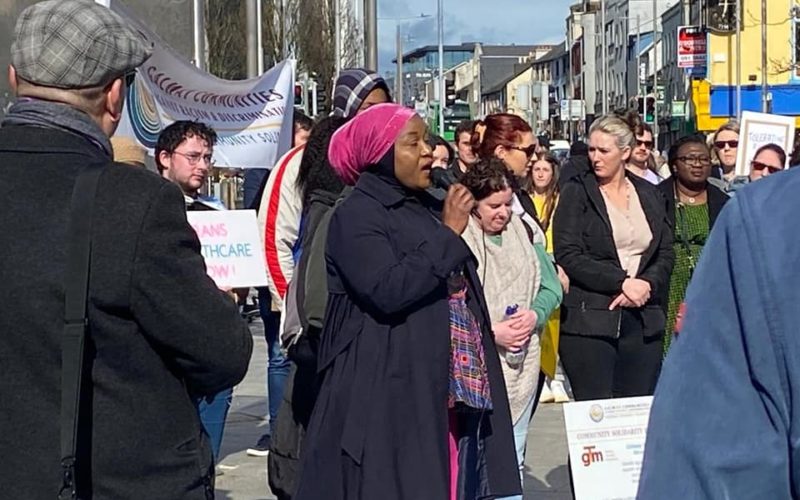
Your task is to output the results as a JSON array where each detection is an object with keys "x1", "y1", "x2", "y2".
[{"x1": 377, "y1": 0, "x2": 575, "y2": 72}]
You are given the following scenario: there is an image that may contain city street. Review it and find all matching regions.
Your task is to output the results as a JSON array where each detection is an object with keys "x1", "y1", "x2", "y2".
[{"x1": 215, "y1": 319, "x2": 573, "y2": 499}]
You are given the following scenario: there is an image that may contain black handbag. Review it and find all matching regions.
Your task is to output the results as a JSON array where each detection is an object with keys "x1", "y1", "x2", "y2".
[{"x1": 59, "y1": 164, "x2": 103, "y2": 500}]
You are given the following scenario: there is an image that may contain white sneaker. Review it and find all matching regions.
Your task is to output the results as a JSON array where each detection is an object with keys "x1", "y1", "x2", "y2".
[
  {"x1": 551, "y1": 381, "x2": 571, "y2": 403},
  {"x1": 539, "y1": 384, "x2": 555, "y2": 404}
]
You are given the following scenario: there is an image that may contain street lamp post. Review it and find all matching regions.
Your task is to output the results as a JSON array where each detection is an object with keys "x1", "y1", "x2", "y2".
[
  {"x1": 438, "y1": 0, "x2": 445, "y2": 136},
  {"x1": 379, "y1": 14, "x2": 432, "y2": 108},
  {"x1": 365, "y1": 0, "x2": 378, "y2": 70},
  {"x1": 652, "y1": 0, "x2": 659, "y2": 148},
  {"x1": 601, "y1": 0, "x2": 608, "y2": 115},
  {"x1": 761, "y1": 0, "x2": 768, "y2": 113}
]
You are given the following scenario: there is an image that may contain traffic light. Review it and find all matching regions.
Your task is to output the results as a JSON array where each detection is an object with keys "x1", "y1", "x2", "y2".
[
  {"x1": 637, "y1": 96, "x2": 656, "y2": 124},
  {"x1": 294, "y1": 83, "x2": 305, "y2": 108},
  {"x1": 444, "y1": 77, "x2": 456, "y2": 107}
]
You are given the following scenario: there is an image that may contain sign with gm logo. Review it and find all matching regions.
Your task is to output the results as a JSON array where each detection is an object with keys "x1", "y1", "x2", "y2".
[{"x1": 564, "y1": 396, "x2": 653, "y2": 499}]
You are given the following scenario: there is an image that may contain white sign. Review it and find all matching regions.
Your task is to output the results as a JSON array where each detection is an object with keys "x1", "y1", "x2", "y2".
[
  {"x1": 186, "y1": 210, "x2": 269, "y2": 289},
  {"x1": 736, "y1": 111, "x2": 796, "y2": 176},
  {"x1": 109, "y1": 1, "x2": 295, "y2": 169},
  {"x1": 564, "y1": 396, "x2": 653, "y2": 500},
  {"x1": 677, "y1": 26, "x2": 707, "y2": 69},
  {"x1": 560, "y1": 100, "x2": 585, "y2": 121}
]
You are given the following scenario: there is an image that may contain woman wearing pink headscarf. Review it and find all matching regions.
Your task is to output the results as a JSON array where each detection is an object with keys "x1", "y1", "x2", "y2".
[{"x1": 294, "y1": 104, "x2": 520, "y2": 500}]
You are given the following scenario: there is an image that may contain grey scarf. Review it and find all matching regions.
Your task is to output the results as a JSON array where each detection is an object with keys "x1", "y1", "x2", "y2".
[{"x1": 1, "y1": 99, "x2": 112, "y2": 158}]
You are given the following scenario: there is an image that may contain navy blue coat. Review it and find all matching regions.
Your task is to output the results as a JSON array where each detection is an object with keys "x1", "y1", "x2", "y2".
[
  {"x1": 638, "y1": 169, "x2": 800, "y2": 498},
  {"x1": 294, "y1": 171, "x2": 520, "y2": 500}
]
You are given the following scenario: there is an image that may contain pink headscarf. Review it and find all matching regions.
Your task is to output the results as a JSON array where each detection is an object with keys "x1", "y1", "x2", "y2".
[{"x1": 328, "y1": 103, "x2": 417, "y2": 185}]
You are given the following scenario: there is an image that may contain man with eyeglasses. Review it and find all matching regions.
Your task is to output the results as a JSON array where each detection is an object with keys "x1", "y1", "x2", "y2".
[
  {"x1": 156, "y1": 120, "x2": 225, "y2": 210},
  {"x1": 156, "y1": 120, "x2": 235, "y2": 465},
  {"x1": 627, "y1": 122, "x2": 663, "y2": 184}
]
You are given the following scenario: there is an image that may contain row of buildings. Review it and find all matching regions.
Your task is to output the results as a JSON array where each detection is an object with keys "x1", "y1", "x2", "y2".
[{"x1": 391, "y1": 0, "x2": 800, "y2": 150}]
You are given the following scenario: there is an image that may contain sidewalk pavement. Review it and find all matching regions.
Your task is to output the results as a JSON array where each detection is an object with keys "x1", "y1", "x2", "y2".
[{"x1": 215, "y1": 319, "x2": 572, "y2": 499}]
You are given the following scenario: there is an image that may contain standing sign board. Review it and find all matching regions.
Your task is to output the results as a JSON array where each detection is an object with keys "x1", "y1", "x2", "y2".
[
  {"x1": 564, "y1": 396, "x2": 653, "y2": 500},
  {"x1": 736, "y1": 111, "x2": 796, "y2": 176},
  {"x1": 186, "y1": 210, "x2": 269, "y2": 289}
]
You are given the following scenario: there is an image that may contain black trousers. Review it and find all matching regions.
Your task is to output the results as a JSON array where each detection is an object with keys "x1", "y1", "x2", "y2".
[{"x1": 559, "y1": 309, "x2": 662, "y2": 401}]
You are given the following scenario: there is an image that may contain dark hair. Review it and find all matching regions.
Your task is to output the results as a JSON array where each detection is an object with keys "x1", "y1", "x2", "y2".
[
  {"x1": 429, "y1": 134, "x2": 454, "y2": 162},
  {"x1": 460, "y1": 157, "x2": 515, "y2": 201},
  {"x1": 753, "y1": 143, "x2": 787, "y2": 167},
  {"x1": 530, "y1": 154, "x2": 560, "y2": 231},
  {"x1": 295, "y1": 116, "x2": 349, "y2": 207},
  {"x1": 667, "y1": 134, "x2": 710, "y2": 172},
  {"x1": 294, "y1": 110, "x2": 313, "y2": 133},
  {"x1": 473, "y1": 113, "x2": 533, "y2": 159},
  {"x1": 455, "y1": 120, "x2": 477, "y2": 142},
  {"x1": 155, "y1": 121, "x2": 217, "y2": 172}
]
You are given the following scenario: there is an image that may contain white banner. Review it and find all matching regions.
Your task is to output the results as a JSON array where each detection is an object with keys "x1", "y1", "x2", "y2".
[
  {"x1": 110, "y1": 1, "x2": 294, "y2": 169},
  {"x1": 564, "y1": 396, "x2": 653, "y2": 500}
]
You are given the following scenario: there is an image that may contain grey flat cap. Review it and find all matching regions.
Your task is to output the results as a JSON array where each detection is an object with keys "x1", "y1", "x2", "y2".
[{"x1": 11, "y1": 0, "x2": 152, "y2": 89}]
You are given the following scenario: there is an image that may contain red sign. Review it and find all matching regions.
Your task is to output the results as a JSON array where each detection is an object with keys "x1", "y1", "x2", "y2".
[{"x1": 677, "y1": 26, "x2": 707, "y2": 69}]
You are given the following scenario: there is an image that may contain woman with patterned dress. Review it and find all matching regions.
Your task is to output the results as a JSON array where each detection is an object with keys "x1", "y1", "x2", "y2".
[{"x1": 657, "y1": 135, "x2": 729, "y2": 353}]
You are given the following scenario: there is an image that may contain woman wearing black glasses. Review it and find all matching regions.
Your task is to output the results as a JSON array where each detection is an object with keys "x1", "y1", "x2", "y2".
[
  {"x1": 710, "y1": 120, "x2": 740, "y2": 191},
  {"x1": 657, "y1": 135, "x2": 729, "y2": 354},
  {"x1": 724, "y1": 143, "x2": 787, "y2": 195},
  {"x1": 474, "y1": 113, "x2": 546, "y2": 243}
]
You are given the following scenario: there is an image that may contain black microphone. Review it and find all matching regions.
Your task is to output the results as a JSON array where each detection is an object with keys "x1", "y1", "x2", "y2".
[
  {"x1": 430, "y1": 167, "x2": 456, "y2": 191},
  {"x1": 431, "y1": 168, "x2": 481, "y2": 219}
]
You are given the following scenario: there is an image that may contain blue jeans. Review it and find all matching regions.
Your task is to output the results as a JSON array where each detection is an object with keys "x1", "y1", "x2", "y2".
[
  {"x1": 499, "y1": 392, "x2": 537, "y2": 500},
  {"x1": 258, "y1": 288, "x2": 291, "y2": 428},
  {"x1": 198, "y1": 387, "x2": 233, "y2": 461}
]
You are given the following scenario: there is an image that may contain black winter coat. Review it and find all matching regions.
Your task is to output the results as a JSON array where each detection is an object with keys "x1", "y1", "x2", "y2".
[
  {"x1": 554, "y1": 171, "x2": 674, "y2": 339},
  {"x1": 294, "y1": 171, "x2": 520, "y2": 500},
  {"x1": 0, "y1": 126, "x2": 253, "y2": 499}
]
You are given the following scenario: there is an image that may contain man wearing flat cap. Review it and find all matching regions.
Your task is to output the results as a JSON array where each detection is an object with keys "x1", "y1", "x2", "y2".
[{"x1": 0, "y1": 1, "x2": 253, "y2": 498}]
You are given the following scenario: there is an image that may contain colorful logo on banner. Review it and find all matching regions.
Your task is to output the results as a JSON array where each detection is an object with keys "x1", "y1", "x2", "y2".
[{"x1": 126, "y1": 76, "x2": 162, "y2": 149}]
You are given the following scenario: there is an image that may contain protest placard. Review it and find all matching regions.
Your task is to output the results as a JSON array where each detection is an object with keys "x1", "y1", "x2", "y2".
[
  {"x1": 736, "y1": 111, "x2": 795, "y2": 176},
  {"x1": 564, "y1": 396, "x2": 653, "y2": 500},
  {"x1": 186, "y1": 210, "x2": 268, "y2": 289}
]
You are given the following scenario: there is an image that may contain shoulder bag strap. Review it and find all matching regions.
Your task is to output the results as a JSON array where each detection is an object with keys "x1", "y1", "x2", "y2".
[{"x1": 59, "y1": 164, "x2": 104, "y2": 500}]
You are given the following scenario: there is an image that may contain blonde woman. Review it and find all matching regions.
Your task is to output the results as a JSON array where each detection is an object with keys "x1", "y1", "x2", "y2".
[
  {"x1": 710, "y1": 120, "x2": 740, "y2": 192},
  {"x1": 553, "y1": 114, "x2": 674, "y2": 401}
]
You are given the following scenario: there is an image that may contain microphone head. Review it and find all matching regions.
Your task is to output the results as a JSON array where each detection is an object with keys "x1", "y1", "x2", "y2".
[{"x1": 430, "y1": 167, "x2": 456, "y2": 191}]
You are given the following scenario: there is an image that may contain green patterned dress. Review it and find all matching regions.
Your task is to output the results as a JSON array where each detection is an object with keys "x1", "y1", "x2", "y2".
[{"x1": 664, "y1": 203, "x2": 709, "y2": 354}]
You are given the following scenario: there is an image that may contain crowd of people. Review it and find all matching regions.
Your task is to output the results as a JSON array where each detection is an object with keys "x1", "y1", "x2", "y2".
[{"x1": 4, "y1": 1, "x2": 800, "y2": 500}]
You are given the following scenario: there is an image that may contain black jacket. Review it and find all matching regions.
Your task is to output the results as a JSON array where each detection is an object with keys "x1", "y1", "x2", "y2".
[
  {"x1": 657, "y1": 176, "x2": 729, "y2": 230},
  {"x1": 0, "y1": 126, "x2": 253, "y2": 499},
  {"x1": 553, "y1": 171, "x2": 674, "y2": 339},
  {"x1": 558, "y1": 154, "x2": 591, "y2": 189},
  {"x1": 295, "y1": 171, "x2": 520, "y2": 500}
]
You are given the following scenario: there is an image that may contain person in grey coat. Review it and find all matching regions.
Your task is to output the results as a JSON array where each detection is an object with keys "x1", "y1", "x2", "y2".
[{"x1": 0, "y1": 1, "x2": 252, "y2": 498}]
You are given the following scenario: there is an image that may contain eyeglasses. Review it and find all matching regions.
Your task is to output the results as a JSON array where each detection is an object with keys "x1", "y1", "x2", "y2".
[
  {"x1": 750, "y1": 160, "x2": 782, "y2": 174},
  {"x1": 676, "y1": 155, "x2": 712, "y2": 166},
  {"x1": 508, "y1": 144, "x2": 538, "y2": 158},
  {"x1": 172, "y1": 151, "x2": 215, "y2": 166},
  {"x1": 636, "y1": 139, "x2": 654, "y2": 149},
  {"x1": 714, "y1": 140, "x2": 739, "y2": 149}
]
